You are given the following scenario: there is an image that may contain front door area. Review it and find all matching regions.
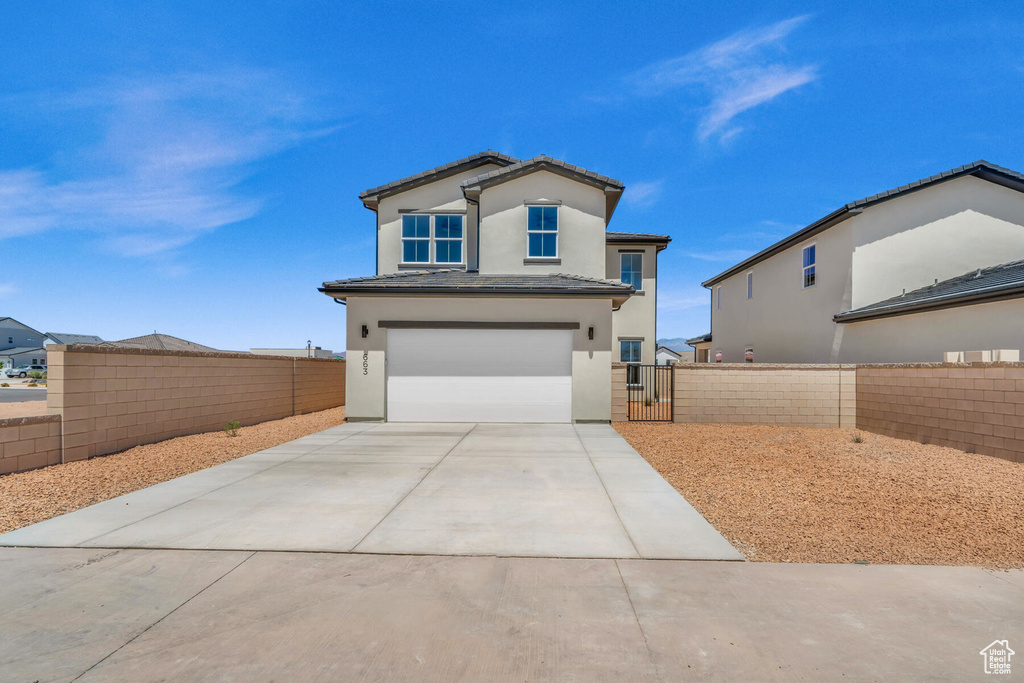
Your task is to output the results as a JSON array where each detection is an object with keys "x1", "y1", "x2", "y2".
[{"x1": 385, "y1": 328, "x2": 573, "y2": 422}]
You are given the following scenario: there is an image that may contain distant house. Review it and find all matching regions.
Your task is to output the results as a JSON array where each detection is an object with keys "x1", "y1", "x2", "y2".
[
  {"x1": 701, "y1": 161, "x2": 1024, "y2": 363},
  {"x1": 686, "y1": 333, "x2": 713, "y2": 363},
  {"x1": 251, "y1": 346, "x2": 335, "y2": 359},
  {"x1": 0, "y1": 317, "x2": 47, "y2": 372},
  {"x1": 45, "y1": 332, "x2": 105, "y2": 346},
  {"x1": 102, "y1": 333, "x2": 220, "y2": 353},
  {"x1": 655, "y1": 346, "x2": 693, "y2": 365}
]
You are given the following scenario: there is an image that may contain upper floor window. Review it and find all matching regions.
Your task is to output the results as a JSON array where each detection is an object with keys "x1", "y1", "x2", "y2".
[
  {"x1": 802, "y1": 244, "x2": 816, "y2": 288},
  {"x1": 620, "y1": 253, "x2": 643, "y2": 289},
  {"x1": 716, "y1": 286, "x2": 722, "y2": 310},
  {"x1": 746, "y1": 272, "x2": 753, "y2": 300},
  {"x1": 527, "y1": 206, "x2": 558, "y2": 258},
  {"x1": 401, "y1": 214, "x2": 463, "y2": 264},
  {"x1": 433, "y1": 215, "x2": 463, "y2": 264}
]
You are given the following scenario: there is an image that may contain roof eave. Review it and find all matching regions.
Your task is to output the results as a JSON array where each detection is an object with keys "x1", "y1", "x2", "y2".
[
  {"x1": 702, "y1": 207, "x2": 858, "y2": 287},
  {"x1": 833, "y1": 283, "x2": 1024, "y2": 323}
]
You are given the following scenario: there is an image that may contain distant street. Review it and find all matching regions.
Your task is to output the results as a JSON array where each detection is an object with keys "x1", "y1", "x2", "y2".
[{"x1": 0, "y1": 388, "x2": 47, "y2": 403}]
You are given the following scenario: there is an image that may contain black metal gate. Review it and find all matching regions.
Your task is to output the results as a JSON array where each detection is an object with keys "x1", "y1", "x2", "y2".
[{"x1": 626, "y1": 364, "x2": 674, "y2": 421}]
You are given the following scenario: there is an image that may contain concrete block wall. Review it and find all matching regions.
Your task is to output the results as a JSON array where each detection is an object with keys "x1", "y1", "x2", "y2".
[
  {"x1": 610, "y1": 363, "x2": 627, "y2": 422},
  {"x1": 0, "y1": 415, "x2": 62, "y2": 474},
  {"x1": 672, "y1": 364, "x2": 856, "y2": 428},
  {"x1": 48, "y1": 345, "x2": 346, "y2": 463},
  {"x1": 856, "y1": 363, "x2": 1024, "y2": 463}
]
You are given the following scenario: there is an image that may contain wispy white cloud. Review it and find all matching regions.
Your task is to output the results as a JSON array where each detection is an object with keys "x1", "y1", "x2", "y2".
[
  {"x1": 0, "y1": 68, "x2": 339, "y2": 257},
  {"x1": 628, "y1": 16, "x2": 817, "y2": 142},
  {"x1": 0, "y1": 283, "x2": 17, "y2": 298},
  {"x1": 659, "y1": 287, "x2": 710, "y2": 311},
  {"x1": 623, "y1": 179, "x2": 665, "y2": 209},
  {"x1": 683, "y1": 248, "x2": 758, "y2": 263}
]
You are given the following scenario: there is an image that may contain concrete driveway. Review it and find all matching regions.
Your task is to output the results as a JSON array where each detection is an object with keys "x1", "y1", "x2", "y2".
[{"x1": 0, "y1": 422, "x2": 741, "y2": 560}]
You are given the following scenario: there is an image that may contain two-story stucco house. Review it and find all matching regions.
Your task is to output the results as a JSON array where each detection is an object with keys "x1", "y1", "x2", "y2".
[
  {"x1": 320, "y1": 151, "x2": 670, "y2": 422},
  {"x1": 698, "y1": 161, "x2": 1024, "y2": 364}
]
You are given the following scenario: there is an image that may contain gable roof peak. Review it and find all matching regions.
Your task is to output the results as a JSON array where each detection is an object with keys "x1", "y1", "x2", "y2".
[{"x1": 359, "y1": 150, "x2": 519, "y2": 206}]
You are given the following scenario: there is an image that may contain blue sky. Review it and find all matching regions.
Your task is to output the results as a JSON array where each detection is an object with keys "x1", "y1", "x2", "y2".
[{"x1": 2, "y1": 2, "x2": 1023, "y2": 350}]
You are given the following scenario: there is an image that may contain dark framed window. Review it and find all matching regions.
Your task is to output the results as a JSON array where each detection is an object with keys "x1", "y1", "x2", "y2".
[
  {"x1": 620, "y1": 253, "x2": 643, "y2": 289},
  {"x1": 527, "y1": 205, "x2": 558, "y2": 257},
  {"x1": 802, "y1": 244, "x2": 816, "y2": 288}
]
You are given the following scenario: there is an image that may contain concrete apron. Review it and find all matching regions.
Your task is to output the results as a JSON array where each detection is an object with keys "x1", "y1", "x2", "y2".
[
  {"x1": 0, "y1": 421, "x2": 742, "y2": 561},
  {"x1": 1, "y1": 548, "x2": 1020, "y2": 682}
]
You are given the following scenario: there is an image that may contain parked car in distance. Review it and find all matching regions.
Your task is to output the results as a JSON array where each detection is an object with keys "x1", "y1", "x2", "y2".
[{"x1": 5, "y1": 364, "x2": 46, "y2": 378}]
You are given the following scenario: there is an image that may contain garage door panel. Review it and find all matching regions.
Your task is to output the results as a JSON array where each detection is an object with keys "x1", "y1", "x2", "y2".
[
  {"x1": 387, "y1": 377, "x2": 572, "y2": 423},
  {"x1": 386, "y1": 329, "x2": 573, "y2": 423}
]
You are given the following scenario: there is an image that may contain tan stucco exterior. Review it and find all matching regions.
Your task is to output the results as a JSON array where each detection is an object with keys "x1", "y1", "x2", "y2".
[
  {"x1": 709, "y1": 175, "x2": 1024, "y2": 363},
  {"x1": 476, "y1": 170, "x2": 608, "y2": 277},
  {"x1": 344, "y1": 296, "x2": 613, "y2": 422},
  {"x1": 606, "y1": 243, "x2": 659, "y2": 365}
]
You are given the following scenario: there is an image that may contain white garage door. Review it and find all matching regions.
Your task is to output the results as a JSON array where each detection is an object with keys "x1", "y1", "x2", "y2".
[{"x1": 386, "y1": 328, "x2": 572, "y2": 423}]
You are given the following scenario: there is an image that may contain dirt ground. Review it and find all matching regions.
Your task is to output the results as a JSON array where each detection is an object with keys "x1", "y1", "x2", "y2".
[
  {"x1": 0, "y1": 400, "x2": 48, "y2": 419},
  {"x1": 614, "y1": 422, "x2": 1024, "y2": 568},
  {"x1": 0, "y1": 406, "x2": 346, "y2": 534}
]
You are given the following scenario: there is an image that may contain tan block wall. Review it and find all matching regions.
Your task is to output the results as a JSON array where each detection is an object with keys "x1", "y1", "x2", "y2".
[
  {"x1": 672, "y1": 364, "x2": 855, "y2": 428},
  {"x1": 48, "y1": 345, "x2": 345, "y2": 462},
  {"x1": 611, "y1": 363, "x2": 627, "y2": 422},
  {"x1": 0, "y1": 415, "x2": 62, "y2": 474},
  {"x1": 857, "y1": 363, "x2": 1024, "y2": 463}
]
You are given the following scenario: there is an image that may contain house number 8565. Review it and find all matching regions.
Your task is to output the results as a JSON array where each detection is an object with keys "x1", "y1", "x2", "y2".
[{"x1": 362, "y1": 350, "x2": 368, "y2": 375}]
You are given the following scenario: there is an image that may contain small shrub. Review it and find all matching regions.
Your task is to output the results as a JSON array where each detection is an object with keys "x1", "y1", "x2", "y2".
[
  {"x1": 28, "y1": 370, "x2": 44, "y2": 380},
  {"x1": 0, "y1": 383, "x2": 8, "y2": 388},
  {"x1": 27, "y1": 382, "x2": 37, "y2": 387},
  {"x1": 644, "y1": 397, "x2": 653, "y2": 407},
  {"x1": 852, "y1": 432, "x2": 863, "y2": 443},
  {"x1": 224, "y1": 420, "x2": 241, "y2": 437}
]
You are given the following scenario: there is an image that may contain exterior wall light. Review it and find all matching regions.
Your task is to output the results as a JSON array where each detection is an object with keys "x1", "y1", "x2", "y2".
[
  {"x1": 588, "y1": 326, "x2": 594, "y2": 340},
  {"x1": 361, "y1": 325, "x2": 369, "y2": 338}
]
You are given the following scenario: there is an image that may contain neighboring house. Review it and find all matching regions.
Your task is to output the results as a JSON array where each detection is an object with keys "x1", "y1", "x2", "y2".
[
  {"x1": 251, "y1": 347, "x2": 335, "y2": 359},
  {"x1": 44, "y1": 332, "x2": 105, "y2": 346},
  {"x1": 655, "y1": 346, "x2": 691, "y2": 365},
  {"x1": 320, "y1": 150, "x2": 670, "y2": 423},
  {"x1": 702, "y1": 161, "x2": 1024, "y2": 363},
  {"x1": 102, "y1": 333, "x2": 220, "y2": 352},
  {"x1": 0, "y1": 317, "x2": 47, "y2": 372},
  {"x1": 686, "y1": 333, "x2": 713, "y2": 363}
]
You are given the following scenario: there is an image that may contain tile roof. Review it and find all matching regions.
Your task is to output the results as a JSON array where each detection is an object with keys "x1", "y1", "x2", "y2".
[
  {"x1": 45, "y1": 332, "x2": 104, "y2": 345},
  {"x1": 685, "y1": 333, "x2": 712, "y2": 345},
  {"x1": 320, "y1": 270, "x2": 634, "y2": 296},
  {"x1": 102, "y1": 333, "x2": 220, "y2": 352},
  {"x1": 460, "y1": 155, "x2": 625, "y2": 191},
  {"x1": 605, "y1": 231, "x2": 672, "y2": 244},
  {"x1": 834, "y1": 259, "x2": 1024, "y2": 322},
  {"x1": 0, "y1": 346, "x2": 46, "y2": 356},
  {"x1": 359, "y1": 150, "x2": 519, "y2": 202},
  {"x1": 703, "y1": 160, "x2": 1024, "y2": 287}
]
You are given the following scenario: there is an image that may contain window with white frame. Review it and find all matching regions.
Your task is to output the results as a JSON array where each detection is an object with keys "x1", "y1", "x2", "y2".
[
  {"x1": 746, "y1": 272, "x2": 753, "y2": 300},
  {"x1": 716, "y1": 286, "x2": 722, "y2": 310},
  {"x1": 401, "y1": 214, "x2": 463, "y2": 265},
  {"x1": 620, "y1": 339, "x2": 642, "y2": 385},
  {"x1": 802, "y1": 244, "x2": 816, "y2": 288},
  {"x1": 527, "y1": 205, "x2": 558, "y2": 258},
  {"x1": 620, "y1": 252, "x2": 643, "y2": 289}
]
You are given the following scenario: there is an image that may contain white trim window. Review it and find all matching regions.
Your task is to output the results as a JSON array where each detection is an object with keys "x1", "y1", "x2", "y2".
[
  {"x1": 620, "y1": 252, "x2": 643, "y2": 290},
  {"x1": 746, "y1": 272, "x2": 753, "y2": 300},
  {"x1": 401, "y1": 215, "x2": 430, "y2": 263},
  {"x1": 434, "y1": 215, "x2": 463, "y2": 264},
  {"x1": 620, "y1": 339, "x2": 642, "y2": 385},
  {"x1": 527, "y1": 205, "x2": 558, "y2": 258},
  {"x1": 401, "y1": 214, "x2": 463, "y2": 265},
  {"x1": 802, "y1": 244, "x2": 816, "y2": 288},
  {"x1": 716, "y1": 286, "x2": 722, "y2": 310}
]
